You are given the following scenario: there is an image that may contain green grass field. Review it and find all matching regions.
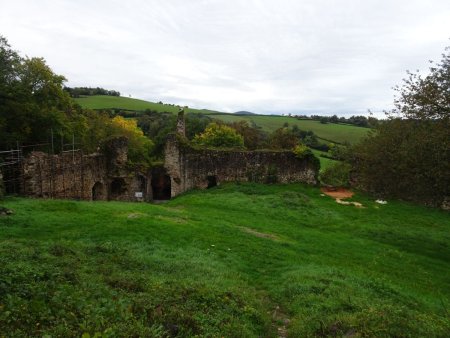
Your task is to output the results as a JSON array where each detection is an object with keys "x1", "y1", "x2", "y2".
[
  {"x1": 311, "y1": 149, "x2": 339, "y2": 172},
  {"x1": 1, "y1": 183, "x2": 449, "y2": 337},
  {"x1": 210, "y1": 114, "x2": 370, "y2": 144},
  {"x1": 74, "y1": 95, "x2": 221, "y2": 115}
]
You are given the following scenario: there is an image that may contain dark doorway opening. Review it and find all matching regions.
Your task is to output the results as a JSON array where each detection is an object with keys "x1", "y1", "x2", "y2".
[
  {"x1": 151, "y1": 174, "x2": 171, "y2": 200},
  {"x1": 92, "y1": 182, "x2": 105, "y2": 200},
  {"x1": 207, "y1": 175, "x2": 217, "y2": 188},
  {"x1": 138, "y1": 175, "x2": 147, "y2": 198},
  {"x1": 110, "y1": 178, "x2": 127, "y2": 200}
]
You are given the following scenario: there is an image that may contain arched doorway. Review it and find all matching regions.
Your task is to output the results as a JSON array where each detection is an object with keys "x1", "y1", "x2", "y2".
[
  {"x1": 151, "y1": 174, "x2": 171, "y2": 200},
  {"x1": 207, "y1": 175, "x2": 217, "y2": 188},
  {"x1": 92, "y1": 182, "x2": 105, "y2": 201},
  {"x1": 110, "y1": 178, "x2": 127, "y2": 200}
]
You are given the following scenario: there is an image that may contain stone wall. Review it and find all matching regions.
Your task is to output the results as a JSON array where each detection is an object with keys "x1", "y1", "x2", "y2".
[
  {"x1": 21, "y1": 137, "x2": 151, "y2": 202},
  {"x1": 22, "y1": 151, "x2": 105, "y2": 200},
  {"x1": 16, "y1": 115, "x2": 319, "y2": 201},
  {"x1": 164, "y1": 134, "x2": 319, "y2": 198}
]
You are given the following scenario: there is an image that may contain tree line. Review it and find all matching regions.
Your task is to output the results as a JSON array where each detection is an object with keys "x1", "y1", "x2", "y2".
[
  {"x1": 63, "y1": 86, "x2": 120, "y2": 98},
  {"x1": 0, "y1": 36, "x2": 150, "y2": 167},
  {"x1": 309, "y1": 114, "x2": 379, "y2": 128}
]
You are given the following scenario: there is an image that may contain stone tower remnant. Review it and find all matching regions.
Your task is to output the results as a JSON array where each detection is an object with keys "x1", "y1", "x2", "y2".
[{"x1": 176, "y1": 108, "x2": 186, "y2": 137}]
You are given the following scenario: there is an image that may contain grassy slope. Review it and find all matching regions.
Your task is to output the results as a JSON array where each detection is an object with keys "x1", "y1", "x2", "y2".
[
  {"x1": 74, "y1": 95, "x2": 221, "y2": 115},
  {"x1": 211, "y1": 114, "x2": 369, "y2": 144},
  {"x1": 311, "y1": 149, "x2": 338, "y2": 172},
  {"x1": 1, "y1": 184, "x2": 449, "y2": 337}
]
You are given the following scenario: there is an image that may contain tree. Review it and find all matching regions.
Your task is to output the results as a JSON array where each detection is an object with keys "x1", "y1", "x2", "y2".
[
  {"x1": 0, "y1": 36, "x2": 75, "y2": 147},
  {"x1": 185, "y1": 113, "x2": 211, "y2": 140},
  {"x1": 352, "y1": 47, "x2": 450, "y2": 206},
  {"x1": 226, "y1": 120, "x2": 268, "y2": 150},
  {"x1": 193, "y1": 123, "x2": 244, "y2": 148},
  {"x1": 0, "y1": 36, "x2": 155, "y2": 166},
  {"x1": 319, "y1": 117, "x2": 328, "y2": 124},
  {"x1": 137, "y1": 110, "x2": 176, "y2": 158},
  {"x1": 269, "y1": 127, "x2": 299, "y2": 150},
  {"x1": 106, "y1": 116, "x2": 154, "y2": 166},
  {"x1": 392, "y1": 47, "x2": 450, "y2": 120}
]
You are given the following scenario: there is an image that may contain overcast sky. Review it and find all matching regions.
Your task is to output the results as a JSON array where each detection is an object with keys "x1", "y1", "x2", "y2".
[{"x1": 1, "y1": 0, "x2": 449, "y2": 116}]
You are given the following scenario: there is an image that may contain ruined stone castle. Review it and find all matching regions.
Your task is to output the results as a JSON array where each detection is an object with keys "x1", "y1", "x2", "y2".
[{"x1": 5, "y1": 112, "x2": 319, "y2": 201}]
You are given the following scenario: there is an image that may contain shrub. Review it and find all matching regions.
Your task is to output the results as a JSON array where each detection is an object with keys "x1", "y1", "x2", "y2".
[
  {"x1": 293, "y1": 144, "x2": 312, "y2": 159},
  {"x1": 107, "y1": 116, "x2": 154, "y2": 167},
  {"x1": 268, "y1": 127, "x2": 298, "y2": 149},
  {"x1": 193, "y1": 123, "x2": 244, "y2": 148},
  {"x1": 319, "y1": 162, "x2": 351, "y2": 187}
]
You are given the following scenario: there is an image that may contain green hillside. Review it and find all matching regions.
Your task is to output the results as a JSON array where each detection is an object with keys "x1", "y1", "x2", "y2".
[
  {"x1": 211, "y1": 114, "x2": 370, "y2": 144},
  {"x1": 74, "y1": 95, "x2": 221, "y2": 114},
  {"x1": 74, "y1": 96, "x2": 369, "y2": 144},
  {"x1": 1, "y1": 183, "x2": 449, "y2": 336}
]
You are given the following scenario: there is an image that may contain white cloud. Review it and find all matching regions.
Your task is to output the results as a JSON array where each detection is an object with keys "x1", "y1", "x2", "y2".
[{"x1": 1, "y1": 0, "x2": 449, "y2": 116}]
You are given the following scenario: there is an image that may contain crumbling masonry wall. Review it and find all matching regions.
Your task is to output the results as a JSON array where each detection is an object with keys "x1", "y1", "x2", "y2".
[
  {"x1": 21, "y1": 138, "x2": 151, "y2": 201},
  {"x1": 22, "y1": 151, "x2": 106, "y2": 200},
  {"x1": 164, "y1": 134, "x2": 319, "y2": 198}
]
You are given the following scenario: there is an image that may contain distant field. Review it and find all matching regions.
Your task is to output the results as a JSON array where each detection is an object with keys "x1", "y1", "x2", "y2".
[
  {"x1": 74, "y1": 95, "x2": 221, "y2": 114},
  {"x1": 1, "y1": 183, "x2": 449, "y2": 336},
  {"x1": 74, "y1": 96, "x2": 370, "y2": 144},
  {"x1": 210, "y1": 114, "x2": 370, "y2": 144}
]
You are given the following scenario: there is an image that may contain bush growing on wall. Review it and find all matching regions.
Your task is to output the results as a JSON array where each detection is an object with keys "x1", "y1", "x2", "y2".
[{"x1": 293, "y1": 144, "x2": 312, "y2": 159}]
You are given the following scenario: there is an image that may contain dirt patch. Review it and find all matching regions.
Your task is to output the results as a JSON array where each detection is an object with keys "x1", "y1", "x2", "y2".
[
  {"x1": 238, "y1": 226, "x2": 280, "y2": 241},
  {"x1": 321, "y1": 188, "x2": 365, "y2": 208},
  {"x1": 321, "y1": 187, "x2": 354, "y2": 199}
]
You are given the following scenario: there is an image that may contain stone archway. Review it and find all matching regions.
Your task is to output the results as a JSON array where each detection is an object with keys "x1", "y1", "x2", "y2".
[
  {"x1": 151, "y1": 174, "x2": 171, "y2": 200},
  {"x1": 110, "y1": 178, "x2": 127, "y2": 200},
  {"x1": 92, "y1": 182, "x2": 106, "y2": 201}
]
